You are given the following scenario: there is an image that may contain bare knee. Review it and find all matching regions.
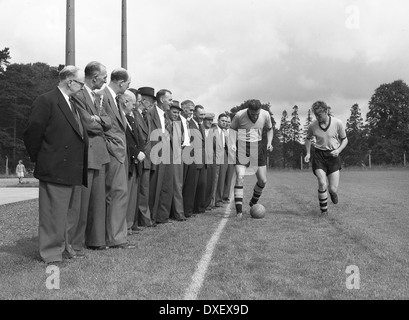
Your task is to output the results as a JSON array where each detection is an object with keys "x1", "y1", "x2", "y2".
[
  {"x1": 236, "y1": 176, "x2": 245, "y2": 186},
  {"x1": 328, "y1": 185, "x2": 338, "y2": 194},
  {"x1": 317, "y1": 179, "x2": 327, "y2": 191},
  {"x1": 257, "y1": 178, "x2": 267, "y2": 187}
]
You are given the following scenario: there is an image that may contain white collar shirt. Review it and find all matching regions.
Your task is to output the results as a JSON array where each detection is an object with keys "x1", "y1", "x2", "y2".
[{"x1": 156, "y1": 106, "x2": 165, "y2": 133}]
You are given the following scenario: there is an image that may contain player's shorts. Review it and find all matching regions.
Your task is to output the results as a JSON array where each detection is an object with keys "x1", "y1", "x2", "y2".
[
  {"x1": 236, "y1": 140, "x2": 266, "y2": 167},
  {"x1": 311, "y1": 147, "x2": 341, "y2": 176}
]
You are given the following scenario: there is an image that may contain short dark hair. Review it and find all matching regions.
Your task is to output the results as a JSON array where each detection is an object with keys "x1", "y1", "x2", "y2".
[
  {"x1": 84, "y1": 61, "x2": 105, "y2": 79},
  {"x1": 111, "y1": 68, "x2": 129, "y2": 82},
  {"x1": 156, "y1": 89, "x2": 172, "y2": 103},
  {"x1": 195, "y1": 105, "x2": 204, "y2": 112},
  {"x1": 218, "y1": 113, "x2": 228, "y2": 120},
  {"x1": 311, "y1": 101, "x2": 329, "y2": 114},
  {"x1": 247, "y1": 99, "x2": 262, "y2": 111}
]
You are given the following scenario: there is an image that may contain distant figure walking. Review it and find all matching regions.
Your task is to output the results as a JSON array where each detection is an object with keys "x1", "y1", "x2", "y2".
[{"x1": 16, "y1": 160, "x2": 27, "y2": 184}]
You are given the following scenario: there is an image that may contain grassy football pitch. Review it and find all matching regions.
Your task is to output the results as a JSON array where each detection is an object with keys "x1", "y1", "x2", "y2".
[{"x1": 0, "y1": 169, "x2": 408, "y2": 300}]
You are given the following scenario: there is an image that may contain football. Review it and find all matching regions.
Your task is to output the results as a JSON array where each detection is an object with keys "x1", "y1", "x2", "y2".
[{"x1": 250, "y1": 204, "x2": 266, "y2": 219}]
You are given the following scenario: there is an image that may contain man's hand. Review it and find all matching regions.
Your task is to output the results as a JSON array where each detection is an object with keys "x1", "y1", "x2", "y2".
[
  {"x1": 231, "y1": 145, "x2": 237, "y2": 152},
  {"x1": 304, "y1": 154, "x2": 311, "y2": 163},
  {"x1": 267, "y1": 143, "x2": 273, "y2": 152},
  {"x1": 91, "y1": 115, "x2": 102, "y2": 123},
  {"x1": 330, "y1": 149, "x2": 340, "y2": 158}
]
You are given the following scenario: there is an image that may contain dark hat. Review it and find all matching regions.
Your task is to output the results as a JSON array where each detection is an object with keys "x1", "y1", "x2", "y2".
[
  {"x1": 138, "y1": 87, "x2": 155, "y2": 99},
  {"x1": 204, "y1": 113, "x2": 215, "y2": 120},
  {"x1": 170, "y1": 100, "x2": 182, "y2": 111}
]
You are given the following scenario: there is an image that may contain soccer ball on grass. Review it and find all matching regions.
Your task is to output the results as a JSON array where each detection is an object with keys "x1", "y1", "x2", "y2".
[{"x1": 250, "y1": 204, "x2": 266, "y2": 219}]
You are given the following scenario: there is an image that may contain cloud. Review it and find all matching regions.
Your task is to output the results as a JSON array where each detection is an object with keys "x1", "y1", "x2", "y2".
[{"x1": 0, "y1": 0, "x2": 408, "y2": 125}]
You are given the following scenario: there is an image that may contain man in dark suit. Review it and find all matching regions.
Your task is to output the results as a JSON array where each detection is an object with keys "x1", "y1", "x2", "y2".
[
  {"x1": 146, "y1": 89, "x2": 174, "y2": 225},
  {"x1": 132, "y1": 87, "x2": 155, "y2": 228},
  {"x1": 99, "y1": 68, "x2": 135, "y2": 249},
  {"x1": 119, "y1": 90, "x2": 145, "y2": 235},
  {"x1": 23, "y1": 66, "x2": 88, "y2": 264},
  {"x1": 183, "y1": 105, "x2": 206, "y2": 216},
  {"x1": 70, "y1": 61, "x2": 112, "y2": 253}
]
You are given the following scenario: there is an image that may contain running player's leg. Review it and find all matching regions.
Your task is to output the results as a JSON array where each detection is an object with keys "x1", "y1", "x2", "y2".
[
  {"x1": 234, "y1": 165, "x2": 246, "y2": 218},
  {"x1": 315, "y1": 169, "x2": 329, "y2": 214},
  {"x1": 327, "y1": 170, "x2": 340, "y2": 204},
  {"x1": 249, "y1": 165, "x2": 267, "y2": 207}
]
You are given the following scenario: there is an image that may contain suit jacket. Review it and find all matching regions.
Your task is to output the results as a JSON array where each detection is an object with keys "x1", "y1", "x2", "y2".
[
  {"x1": 125, "y1": 114, "x2": 144, "y2": 177},
  {"x1": 146, "y1": 106, "x2": 165, "y2": 170},
  {"x1": 98, "y1": 87, "x2": 127, "y2": 164},
  {"x1": 188, "y1": 119, "x2": 205, "y2": 169},
  {"x1": 133, "y1": 109, "x2": 151, "y2": 170},
  {"x1": 23, "y1": 87, "x2": 88, "y2": 186},
  {"x1": 213, "y1": 127, "x2": 226, "y2": 165},
  {"x1": 72, "y1": 89, "x2": 112, "y2": 170}
]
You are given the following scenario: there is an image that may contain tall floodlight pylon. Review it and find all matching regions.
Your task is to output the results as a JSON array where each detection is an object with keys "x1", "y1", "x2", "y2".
[
  {"x1": 121, "y1": 0, "x2": 128, "y2": 69},
  {"x1": 66, "y1": 0, "x2": 75, "y2": 66}
]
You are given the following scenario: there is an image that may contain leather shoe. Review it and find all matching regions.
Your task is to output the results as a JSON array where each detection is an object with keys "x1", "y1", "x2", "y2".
[
  {"x1": 176, "y1": 217, "x2": 187, "y2": 221},
  {"x1": 157, "y1": 220, "x2": 174, "y2": 225},
  {"x1": 87, "y1": 245, "x2": 108, "y2": 251},
  {"x1": 131, "y1": 226, "x2": 142, "y2": 232},
  {"x1": 110, "y1": 242, "x2": 136, "y2": 249},
  {"x1": 46, "y1": 260, "x2": 63, "y2": 265}
]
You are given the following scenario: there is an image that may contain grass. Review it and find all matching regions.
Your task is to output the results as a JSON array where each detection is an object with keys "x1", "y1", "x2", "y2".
[{"x1": 0, "y1": 169, "x2": 408, "y2": 300}]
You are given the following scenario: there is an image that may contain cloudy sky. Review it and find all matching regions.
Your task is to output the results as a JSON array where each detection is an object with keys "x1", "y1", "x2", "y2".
[{"x1": 1, "y1": 0, "x2": 408, "y2": 125}]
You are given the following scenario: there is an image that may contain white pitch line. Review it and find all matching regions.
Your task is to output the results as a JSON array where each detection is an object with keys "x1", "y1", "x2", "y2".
[{"x1": 184, "y1": 202, "x2": 233, "y2": 300}]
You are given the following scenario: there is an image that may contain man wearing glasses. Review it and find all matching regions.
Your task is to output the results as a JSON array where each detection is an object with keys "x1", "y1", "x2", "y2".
[{"x1": 24, "y1": 65, "x2": 88, "y2": 264}]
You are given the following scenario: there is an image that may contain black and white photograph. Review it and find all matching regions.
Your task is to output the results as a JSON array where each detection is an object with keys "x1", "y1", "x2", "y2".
[{"x1": 0, "y1": 0, "x2": 408, "y2": 306}]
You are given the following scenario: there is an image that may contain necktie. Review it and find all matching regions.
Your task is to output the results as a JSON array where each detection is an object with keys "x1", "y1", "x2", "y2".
[
  {"x1": 199, "y1": 122, "x2": 205, "y2": 138},
  {"x1": 69, "y1": 97, "x2": 84, "y2": 137},
  {"x1": 91, "y1": 91, "x2": 98, "y2": 114},
  {"x1": 165, "y1": 114, "x2": 173, "y2": 140},
  {"x1": 115, "y1": 95, "x2": 121, "y2": 112}
]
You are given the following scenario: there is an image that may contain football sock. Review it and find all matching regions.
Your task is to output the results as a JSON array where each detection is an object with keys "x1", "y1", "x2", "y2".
[
  {"x1": 234, "y1": 186, "x2": 244, "y2": 213},
  {"x1": 250, "y1": 182, "x2": 265, "y2": 207},
  {"x1": 318, "y1": 189, "x2": 328, "y2": 213}
]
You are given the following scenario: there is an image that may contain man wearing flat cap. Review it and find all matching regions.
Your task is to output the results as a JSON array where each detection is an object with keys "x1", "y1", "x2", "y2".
[{"x1": 163, "y1": 101, "x2": 187, "y2": 222}]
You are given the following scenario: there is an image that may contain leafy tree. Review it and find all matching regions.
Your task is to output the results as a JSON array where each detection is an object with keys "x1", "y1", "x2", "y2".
[
  {"x1": 366, "y1": 80, "x2": 409, "y2": 165},
  {"x1": 0, "y1": 47, "x2": 11, "y2": 74},
  {"x1": 343, "y1": 103, "x2": 367, "y2": 166},
  {"x1": 0, "y1": 59, "x2": 60, "y2": 173},
  {"x1": 289, "y1": 105, "x2": 304, "y2": 168},
  {"x1": 279, "y1": 110, "x2": 291, "y2": 168},
  {"x1": 303, "y1": 109, "x2": 313, "y2": 141}
]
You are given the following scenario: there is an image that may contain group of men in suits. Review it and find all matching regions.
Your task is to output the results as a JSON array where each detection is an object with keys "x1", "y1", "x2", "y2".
[{"x1": 24, "y1": 63, "x2": 236, "y2": 265}]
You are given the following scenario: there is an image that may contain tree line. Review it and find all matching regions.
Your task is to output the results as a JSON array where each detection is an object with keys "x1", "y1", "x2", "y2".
[{"x1": 1, "y1": 48, "x2": 408, "y2": 173}]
